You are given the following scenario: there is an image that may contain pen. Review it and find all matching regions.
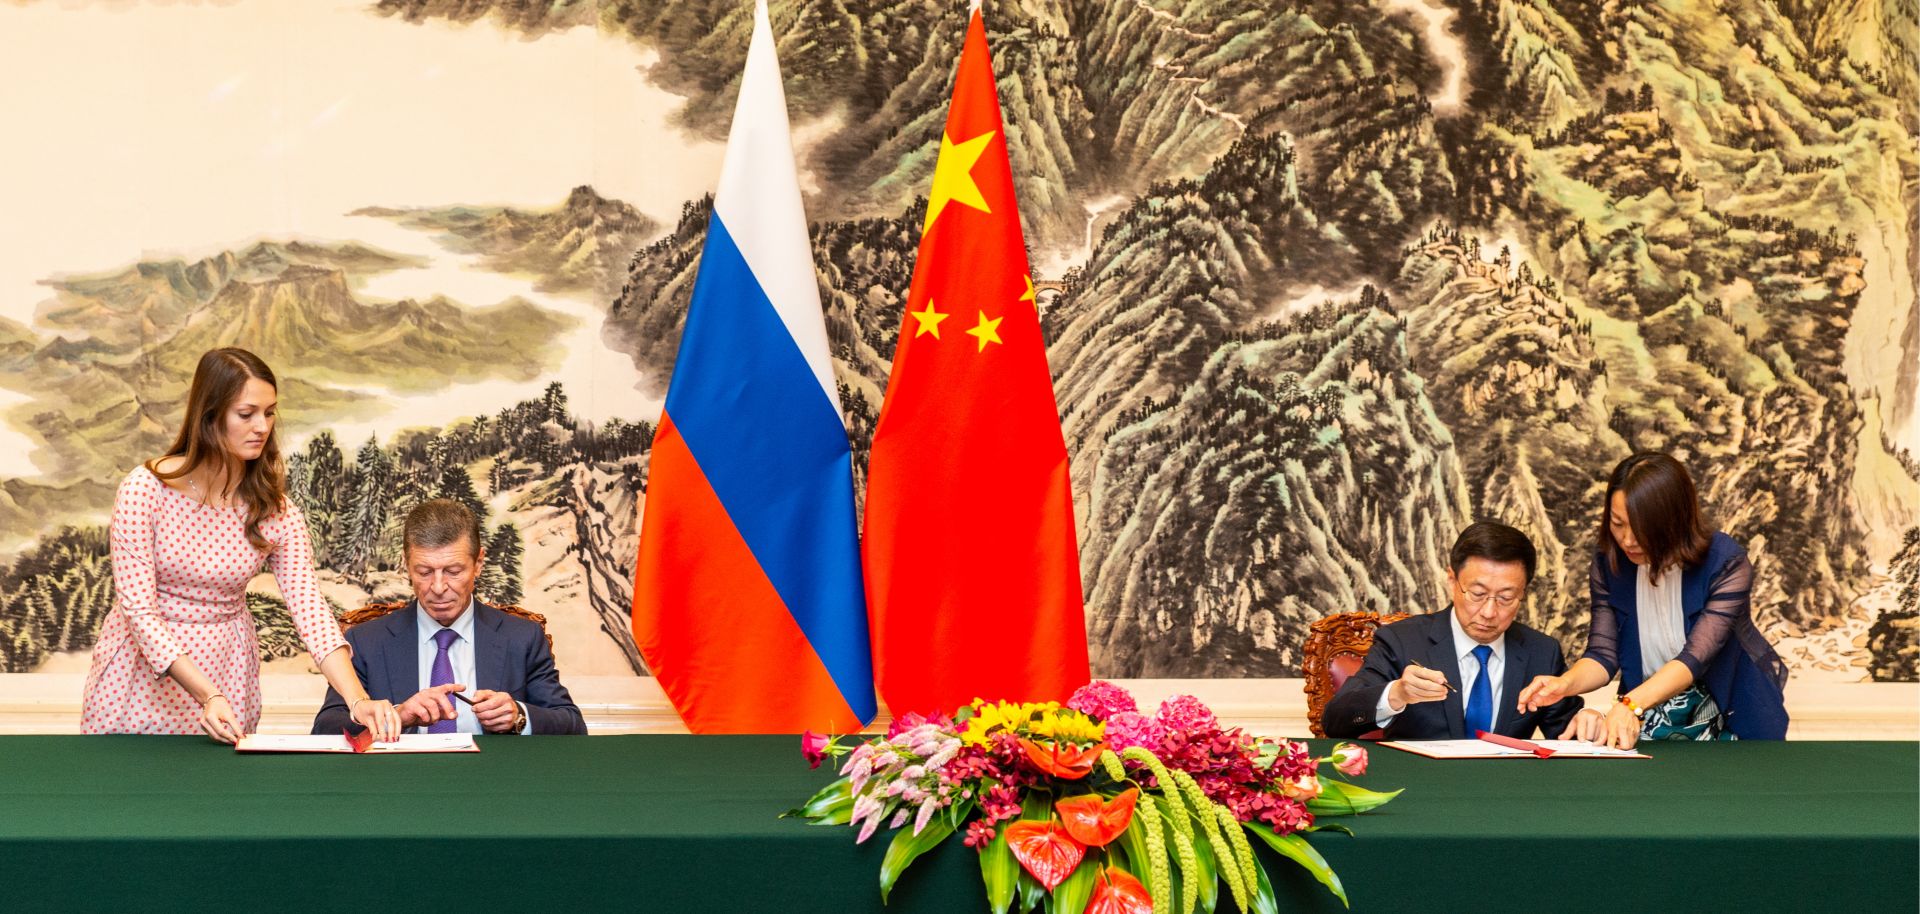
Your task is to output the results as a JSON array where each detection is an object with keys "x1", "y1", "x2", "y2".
[{"x1": 1407, "y1": 661, "x2": 1457, "y2": 692}]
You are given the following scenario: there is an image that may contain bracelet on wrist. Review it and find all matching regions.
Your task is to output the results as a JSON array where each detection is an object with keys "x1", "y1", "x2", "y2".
[
  {"x1": 1618, "y1": 695, "x2": 1644, "y2": 718},
  {"x1": 201, "y1": 692, "x2": 225, "y2": 708}
]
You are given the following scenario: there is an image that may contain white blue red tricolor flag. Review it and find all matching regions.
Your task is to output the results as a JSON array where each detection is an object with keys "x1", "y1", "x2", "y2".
[{"x1": 631, "y1": 0, "x2": 875, "y2": 734}]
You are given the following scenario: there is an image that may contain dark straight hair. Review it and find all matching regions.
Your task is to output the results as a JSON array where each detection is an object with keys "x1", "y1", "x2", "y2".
[
  {"x1": 404, "y1": 499, "x2": 483, "y2": 559},
  {"x1": 1449, "y1": 520, "x2": 1538, "y2": 584},
  {"x1": 1598, "y1": 452, "x2": 1713, "y2": 579}
]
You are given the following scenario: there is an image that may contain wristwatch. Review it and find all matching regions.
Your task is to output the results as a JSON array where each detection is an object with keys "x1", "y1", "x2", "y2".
[{"x1": 511, "y1": 702, "x2": 528, "y2": 734}]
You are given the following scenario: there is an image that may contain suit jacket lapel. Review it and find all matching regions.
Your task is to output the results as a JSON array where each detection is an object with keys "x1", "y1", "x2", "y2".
[
  {"x1": 383, "y1": 603, "x2": 421, "y2": 700},
  {"x1": 1425, "y1": 612, "x2": 1466, "y2": 739},
  {"x1": 473, "y1": 602, "x2": 509, "y2": 694}
]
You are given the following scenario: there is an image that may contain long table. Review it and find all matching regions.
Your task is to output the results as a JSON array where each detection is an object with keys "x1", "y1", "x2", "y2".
[{"x1": 0, "y1": 736, "x2": 1912, "y2": 912}]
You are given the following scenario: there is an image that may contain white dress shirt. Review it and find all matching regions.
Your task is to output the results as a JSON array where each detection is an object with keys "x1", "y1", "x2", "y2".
[
  {"x1": 1375, "y1": 612, "x2": 1507, "y2": 728},
  {"x1": 1635, "y1": 565, "x2": 1687, "y2": 679},
  {"x1": 415, "y1": 600, "x2": 530, "y2": 735}
]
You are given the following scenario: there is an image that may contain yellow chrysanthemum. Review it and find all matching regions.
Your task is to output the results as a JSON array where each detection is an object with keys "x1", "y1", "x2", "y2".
[
  {"x1": 1026, "y1": 709, "x2": 1106, "y2": 745},
  {"x1": 961, "y1": 699, "x2": 1061, "y2": 747}
]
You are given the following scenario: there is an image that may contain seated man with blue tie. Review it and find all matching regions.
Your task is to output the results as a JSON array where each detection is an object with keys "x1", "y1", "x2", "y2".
[
  {"x1": 312, "y1": 499, "x2": 585, "y2": 736},
  {"x1": 1322, "y1": 521, "x2": 1586, "y2": 741}
]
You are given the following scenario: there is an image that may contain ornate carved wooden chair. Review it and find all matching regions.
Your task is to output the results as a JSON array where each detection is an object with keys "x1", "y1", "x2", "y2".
[
  {"x1": 340, "y1": 600, "x2": 556, "y2": 656},
  {"x1": 1301, "y1": 610, "x2": 1409, "y2": 737}
]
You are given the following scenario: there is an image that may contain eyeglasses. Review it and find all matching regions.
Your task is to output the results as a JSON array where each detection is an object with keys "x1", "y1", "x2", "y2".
[{"x1": 1458, "y1": 585, "x2": 1524, "y2": 610}]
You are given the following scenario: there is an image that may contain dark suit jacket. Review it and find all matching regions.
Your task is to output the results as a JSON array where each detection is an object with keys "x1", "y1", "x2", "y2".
[
  {"x1": 312, "y1": 600, "x2": 586, "y2": 735},
  {"x1": 1322, "y1": 609, "x2": 1582, "y2": 740}
]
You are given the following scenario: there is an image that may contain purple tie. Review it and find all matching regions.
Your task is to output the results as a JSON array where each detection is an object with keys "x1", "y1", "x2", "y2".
[{"x1": 429, "y1": 628, "x2": 459, "y2": 734}]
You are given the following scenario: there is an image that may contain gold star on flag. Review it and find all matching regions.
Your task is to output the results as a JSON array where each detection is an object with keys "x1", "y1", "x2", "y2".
[
  {"x1": 965, "y1": 311, "x2": 1004, "y2": 352},
  {"x1": 909, "y1": 301, "x2": 950, "y2": 338},
  {"x1": 923, "y1": 130, "x2": 996, "y2": 233},
  {"x1": 1021, "y1": 275, "x2": 1036, "y2": 302}
]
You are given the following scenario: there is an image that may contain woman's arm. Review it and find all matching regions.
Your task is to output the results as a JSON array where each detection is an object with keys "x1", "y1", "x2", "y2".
[
  {"x1": 266, "y1": 502, "x2": 401, "y2": 740},
  {"x1": 1517, "y1": 558, "x2": 1621, "y2": 711}
]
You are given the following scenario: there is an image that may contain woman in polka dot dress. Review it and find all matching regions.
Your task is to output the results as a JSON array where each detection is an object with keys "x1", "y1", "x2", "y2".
[{"x1": 81, "y1": 348, "x2": 403, "y2": 743}]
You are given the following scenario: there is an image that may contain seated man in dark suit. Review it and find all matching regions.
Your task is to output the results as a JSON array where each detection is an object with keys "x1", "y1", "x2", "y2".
[
  {"x1": 1323, "y1": 521, "x2": 1584, "y2": 741},
  {"x1": 314, "y1": 499, "x2": 585, "y2": 736}
]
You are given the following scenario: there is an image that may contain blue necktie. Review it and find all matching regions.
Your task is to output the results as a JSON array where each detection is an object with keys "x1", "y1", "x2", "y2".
[
  {"x1": 429, "y1": 628, "x2": 459, "y2": 734},
  {"x1": 1464, "y1": 645, "x2": 1494, "y2": 736}
]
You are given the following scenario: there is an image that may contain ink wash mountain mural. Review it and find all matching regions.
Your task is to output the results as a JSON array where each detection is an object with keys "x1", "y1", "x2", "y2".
[{"x1": 0, "y1": 0, "x2": 1914, "y2": 683}]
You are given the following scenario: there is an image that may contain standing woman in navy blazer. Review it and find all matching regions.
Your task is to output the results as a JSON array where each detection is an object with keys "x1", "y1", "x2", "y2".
[{"x1": 1518, "y1": 452, "x2": 1790, "y2": 748}]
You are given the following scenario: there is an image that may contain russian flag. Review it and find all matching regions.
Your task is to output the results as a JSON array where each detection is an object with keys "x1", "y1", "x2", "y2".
[{"x1": 630, "y1": 0, "x2": 874, "y2": 734}]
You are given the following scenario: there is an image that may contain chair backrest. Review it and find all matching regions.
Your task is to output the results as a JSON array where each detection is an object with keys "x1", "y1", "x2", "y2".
[
  {"x1": 341, "y1": 599, "x2": 556, "y2": 657},
  {"x1": 1301, "y1": 610, "x2": 1409, "y2": 737}
]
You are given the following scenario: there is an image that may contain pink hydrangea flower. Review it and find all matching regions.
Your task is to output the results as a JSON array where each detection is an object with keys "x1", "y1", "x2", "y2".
[
  {"x1": 1155, "y1": 694, "x2": 1218, "y2": 735},
  {"x1": 1101, "y1": 711, "x2": 1166, "y2": 754},
  {"x1": 1067, "y1": 680, "x2": 1139, "y2": 721}
]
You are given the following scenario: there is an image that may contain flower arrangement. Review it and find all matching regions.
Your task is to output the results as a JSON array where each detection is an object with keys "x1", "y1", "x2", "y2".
[{"x1": 785, "y1": 682, "x2": 1400, "y2": 913}]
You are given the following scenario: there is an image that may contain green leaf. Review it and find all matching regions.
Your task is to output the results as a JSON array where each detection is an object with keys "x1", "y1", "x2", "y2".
[
  {"x1": 1049, "y1": 858, "x2": 1098, "y2": 914},
  {"x1": 1306, "y1": 780, "x2": 1403, "y2": 817},
  {"x1": 1246, "y1": 854, "x2": 1280, "y2": 914},
  {"x1": 1302, "y1": 823, "x2": 1355, "y2": 837},
  {"x1": 780, "y1": 777, "x2": 853, "y2": 820},
  {"x1": 1244, "y1": 826, "x2": 1348, "y2": 908},
  {"x1": 1189, "y1": 818, "x2": 1220, "y2": 914},
  {"x1": 981, "y1": 825, "x2": 1018, "y2": 914},
  {"x1": 879, "y1": 811, "x2": 958, "y2": 904},
  {"x1": 1016, "y1": 869, "x2": 1046, "y2": 913},
  {"x1": 1118, "y1": 812, "x2": 1151, "y2": 885}
]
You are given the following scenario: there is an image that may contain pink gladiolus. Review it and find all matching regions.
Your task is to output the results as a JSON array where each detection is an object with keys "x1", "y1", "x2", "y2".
[
  {"x1": 856, "y1": 808, "x2": 885, "y2": 844},
  {"x1": 1332, "y1": 743, "x2": 1369, "y2": 776},
  {"x1": 890, "y1": 808, "x2": 910, "y2": 829},
  {"x1": 802, "y1": 730, "x2": 831, "y2": 769}
]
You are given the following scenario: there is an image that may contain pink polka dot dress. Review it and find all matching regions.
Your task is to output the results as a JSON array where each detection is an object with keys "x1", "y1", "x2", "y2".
[{"x1": 81, "y1": 465, "x2": 348, "y2": 735}]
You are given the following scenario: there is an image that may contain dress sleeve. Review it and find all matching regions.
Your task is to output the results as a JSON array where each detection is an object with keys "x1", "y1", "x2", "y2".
[
  {"x1": 113, "y1": 470, "x2": 187, "y2": 677},
  {"x1": 265, "y1": 500, "x2": 349, "y2": 665},
  {"x1": 1579, "y1": 555, "x2": 1622, "y2": 677},
  {"x1": 1674, "y1": 550, "x2": 1751, "y2": 680}
]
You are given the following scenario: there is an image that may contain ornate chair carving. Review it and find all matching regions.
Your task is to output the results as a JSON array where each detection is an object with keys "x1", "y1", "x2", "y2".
[
  {"x1": 340, "y1": 599, "x2": 555, "y2": 656},
  {"x1": 1302, "y1": 611, "x2": 1409, "y2": 738}
]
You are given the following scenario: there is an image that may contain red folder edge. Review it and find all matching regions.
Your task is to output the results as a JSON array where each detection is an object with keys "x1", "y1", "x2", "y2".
[{"x1": 1475, "y1": 730, "x2": 1555, "y2": 758}]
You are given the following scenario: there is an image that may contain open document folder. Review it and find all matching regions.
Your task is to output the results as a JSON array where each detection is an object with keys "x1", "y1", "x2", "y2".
[
  {"x1": 1382, "y1": 732, "x2": 1649, "y2": 760},
  {"x1": 234, "y1": 733, "x2": 480, "y2": 754}
]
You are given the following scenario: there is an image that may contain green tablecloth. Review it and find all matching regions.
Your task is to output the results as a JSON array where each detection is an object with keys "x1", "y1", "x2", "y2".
[{"x1": 0, "y1": 737, "x2": 1912, "y2": 912}]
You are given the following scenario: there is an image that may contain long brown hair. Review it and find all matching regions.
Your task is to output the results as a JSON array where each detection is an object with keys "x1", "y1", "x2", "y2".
[
  {"x1": 148, "y1": 348, "x2": 287, "y2": 552},
  {"x1": 1598, "y1": 452, "x2": 1713, "y2": 579}
]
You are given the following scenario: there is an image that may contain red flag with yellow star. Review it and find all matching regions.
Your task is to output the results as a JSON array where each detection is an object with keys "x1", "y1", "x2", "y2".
[{"x1": 862, "y1": 6, "x2": 1089, "y2": 716}]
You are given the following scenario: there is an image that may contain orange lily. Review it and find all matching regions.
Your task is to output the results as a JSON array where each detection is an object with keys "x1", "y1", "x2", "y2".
[
  {"x1": 1055, "y1": 788, "x2": 1139, "y2": 847},
  {"x1": 1018, "y1": 737, "x2": 1105, "y2": 779}
]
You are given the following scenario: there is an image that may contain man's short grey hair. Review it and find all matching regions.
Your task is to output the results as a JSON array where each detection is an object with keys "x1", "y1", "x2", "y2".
[{"x1": 404, "y1": 499, "x2": 481, "y2": 557}]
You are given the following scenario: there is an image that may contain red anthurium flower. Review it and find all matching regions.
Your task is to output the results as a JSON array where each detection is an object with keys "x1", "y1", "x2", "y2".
[
  {"x1": 1018, "y1": 738, "x2": 1105, "y2": 779},
  {"x1": 1054, "y1": 788, "x2": 1139, "y2": 848},
  {"x1": 1086, "y1": 866, "x2": 1152, "y2": 914},
  {"x1": 1002, "y1": 820, "x2": 1086, "y2": 890}
]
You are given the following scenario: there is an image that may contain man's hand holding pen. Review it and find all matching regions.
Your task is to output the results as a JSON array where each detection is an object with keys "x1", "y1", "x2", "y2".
[{"x1": 1386, "y1": 661, "x2": 1454, "y2": 713}]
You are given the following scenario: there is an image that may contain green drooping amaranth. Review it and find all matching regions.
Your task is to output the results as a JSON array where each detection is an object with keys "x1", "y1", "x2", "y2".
[{"x1": 1169, "y1": 769, "x2": 1249, "y2": 913}]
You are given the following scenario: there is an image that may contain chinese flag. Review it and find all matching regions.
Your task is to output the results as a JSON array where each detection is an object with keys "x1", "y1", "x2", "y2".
[{"x1": 862, "y1": 6, "x2": 1089, "y2": 717}]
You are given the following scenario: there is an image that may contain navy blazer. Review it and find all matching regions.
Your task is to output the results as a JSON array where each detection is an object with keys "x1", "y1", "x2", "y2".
[
  {"x1": 1322, "y1": 609, "x2": 1583, "y2": 740},
  {"x1": 1587, "y1": 532, "x2": 1788, "y2": 740},
  {"x1": 312, "y1": 600, "x2": 586, "y2": 735}
]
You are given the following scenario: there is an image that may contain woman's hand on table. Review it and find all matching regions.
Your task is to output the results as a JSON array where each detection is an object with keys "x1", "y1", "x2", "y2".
[
  {"x1": 1602, "y1": 703, "x2": 1642, "y2": 749},
  {"x1": 199, "y1": 694, "x2": 243, "y2": 744},
  {"x1": 351, "y1": 697, "x2": 403, "y2": 742}
]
